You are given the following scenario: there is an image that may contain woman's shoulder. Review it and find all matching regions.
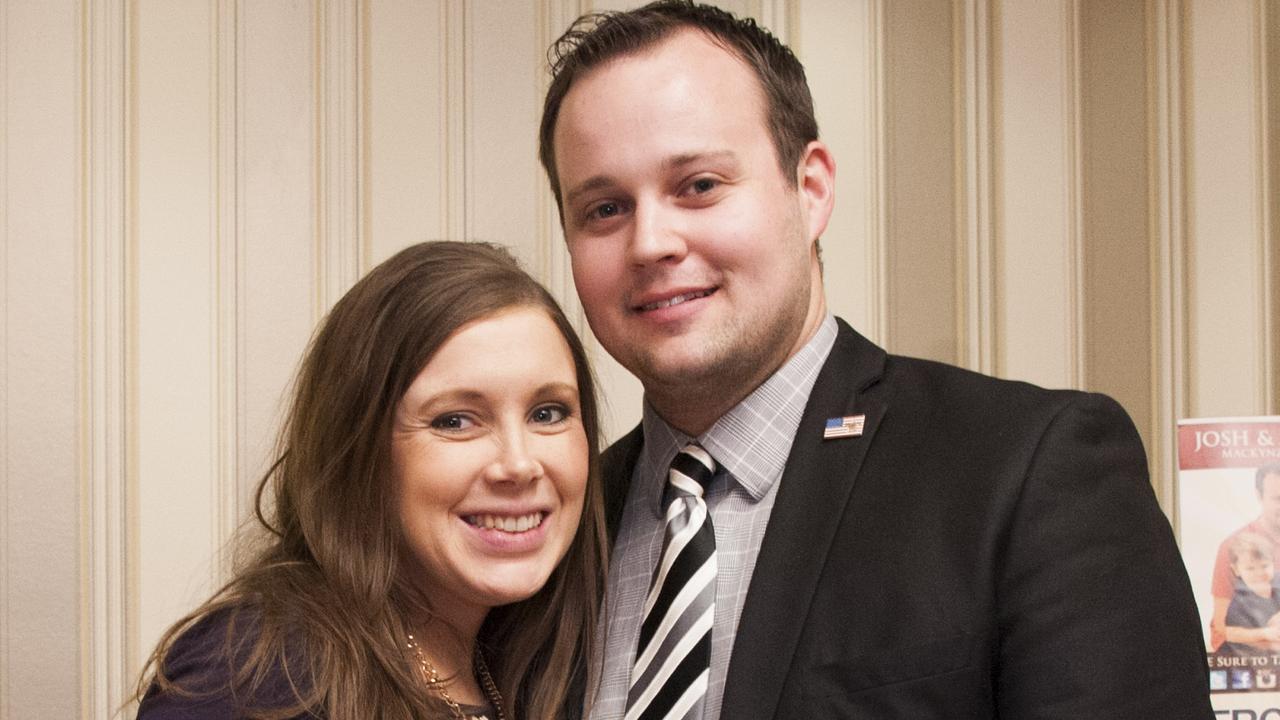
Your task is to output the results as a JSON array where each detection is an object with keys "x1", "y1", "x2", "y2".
[{"x1": 137, "y1": 605, "x2": 318, "y2": 719}]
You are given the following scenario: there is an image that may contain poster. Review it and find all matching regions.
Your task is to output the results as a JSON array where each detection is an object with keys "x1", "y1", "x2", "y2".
[{"x1": 1178, "y1": 416, "x2": 1280, "y2": 717}]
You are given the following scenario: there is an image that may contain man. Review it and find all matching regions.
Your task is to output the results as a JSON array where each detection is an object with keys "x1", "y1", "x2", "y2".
[
  {"x1": 1209, "y1": 462, "x2": 1280, "y2": 650},
  {"x1": 538, "y1": 2, "x2": 1211, "y2": 717}
]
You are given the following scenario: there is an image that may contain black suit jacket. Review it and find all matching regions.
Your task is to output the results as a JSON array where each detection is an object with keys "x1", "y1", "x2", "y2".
[{"x1": 599, "y1": 319, "x2": 1211, "y2": 718}]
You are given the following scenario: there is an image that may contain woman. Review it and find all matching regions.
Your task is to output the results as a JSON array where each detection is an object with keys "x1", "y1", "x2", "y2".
[{"x1": 135, "y1": 241, "x2": 607, "y2": 719}]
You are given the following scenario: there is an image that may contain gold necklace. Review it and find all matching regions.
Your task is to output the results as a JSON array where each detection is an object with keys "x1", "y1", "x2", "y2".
[{"x1": 406, "y1": 633, "x2": 507, "y2": 720}]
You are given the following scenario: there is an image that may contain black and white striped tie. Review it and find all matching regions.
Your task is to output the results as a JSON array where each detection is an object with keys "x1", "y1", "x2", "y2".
[{"x1": 625, "y1": 443, "x2": 717, "y2": 720}]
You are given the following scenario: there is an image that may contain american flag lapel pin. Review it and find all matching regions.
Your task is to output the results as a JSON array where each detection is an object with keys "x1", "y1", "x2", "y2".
[{"x1": 823, "y1": 414, "x2": 866, "y2": 440}]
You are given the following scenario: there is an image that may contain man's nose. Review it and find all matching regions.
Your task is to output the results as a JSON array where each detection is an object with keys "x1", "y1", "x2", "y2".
[{"x1": 628, "y1": 200, "x2": 687, "y2": 267}]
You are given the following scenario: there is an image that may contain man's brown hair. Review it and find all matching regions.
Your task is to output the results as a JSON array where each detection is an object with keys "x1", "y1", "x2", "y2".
[{"x1": 538, "y1": 0, "x2": 818, "y2": 214}]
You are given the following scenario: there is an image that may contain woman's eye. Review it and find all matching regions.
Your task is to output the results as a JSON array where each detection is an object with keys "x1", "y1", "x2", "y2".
[
  {"x1": 430, "y1": 414, "x2": 474, "y2": 431},
  {"x1": 531, "y1": 405, "x2": 569, "y2": 425}
]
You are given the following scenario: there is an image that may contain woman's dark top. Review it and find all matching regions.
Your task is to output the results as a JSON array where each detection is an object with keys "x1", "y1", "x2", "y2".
[
  {"x1": 137, "y1": 609, "x2": 498, "y2": 719},
  {"x1": 137, "y1": 609, "x2": 320, "y2": 719}
]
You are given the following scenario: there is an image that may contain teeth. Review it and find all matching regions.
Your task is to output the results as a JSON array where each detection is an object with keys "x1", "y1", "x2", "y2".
[
  {"x1": 465, "y1": 512, "x2": 544, "y2": 533},
  {"x1": 640, "y1": 289, "x2": 712, "y2": 312}
]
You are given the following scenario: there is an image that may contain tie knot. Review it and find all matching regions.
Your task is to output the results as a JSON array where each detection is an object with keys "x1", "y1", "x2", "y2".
[{"x1": 667, "y1": 443, "x2": 716, "y2": 500}]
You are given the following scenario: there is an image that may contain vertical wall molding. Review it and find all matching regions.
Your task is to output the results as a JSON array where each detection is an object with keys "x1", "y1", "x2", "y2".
[
  {"x1": 441, "y1": 1, "x2": 468, "y2": 243},
  {"x1": 1149, "y1": 0, "x2": 1189, "y2": 514},
  {"x1": 1255, "y1": 0, "x2": 1276, "y2": 413},
  {"x1": 213, "y1": 0, "x2": 240, "y2": 579},
  {"x1": 1063, "y1": 0, "x2": 1086, "y2": 388},
  {"x1": 79, "y1": 0, "x2": 131, "y2": 716},
  {"x1": 864, "y1": 0, "x2": 887, "y2": 343},
  {"x1": 957, "y1": 0, "x2": 997, "y2": 374},
  {"x1": 1269, "y1": 0, "x2": 1280, "y2": 414},
  {"x1": 536, "y1": 0, "x2": 587, "y2": 329},
  {"x1": 315, "y1": 0, "x2": 364, "y2": 317},
  {"x1": 0, "y1": 3, "x2": 10, "y2": 716},
  {"x1": 756, "y1": 0, "x2": 792, "y2": 45}
]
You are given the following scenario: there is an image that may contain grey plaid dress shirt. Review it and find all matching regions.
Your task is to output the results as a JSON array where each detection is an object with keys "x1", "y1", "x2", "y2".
[{"x1": 589, "y1": 315, "x2": 837, "y2": 720}]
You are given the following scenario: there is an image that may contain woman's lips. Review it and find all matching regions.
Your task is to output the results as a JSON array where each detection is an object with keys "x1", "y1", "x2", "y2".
[{"x1": 463, "y1": 511, "x2": 546, "y2": 533}]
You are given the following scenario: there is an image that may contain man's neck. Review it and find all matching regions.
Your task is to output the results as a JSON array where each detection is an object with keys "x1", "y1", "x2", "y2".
[{"x1": 647, "y1": 305, "x2": 830, "y2": 437}]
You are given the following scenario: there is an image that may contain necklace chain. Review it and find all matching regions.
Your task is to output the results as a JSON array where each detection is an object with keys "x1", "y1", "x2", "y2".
[{"x1": 406, "y1": 633, "x2": 507, "y2": 720}]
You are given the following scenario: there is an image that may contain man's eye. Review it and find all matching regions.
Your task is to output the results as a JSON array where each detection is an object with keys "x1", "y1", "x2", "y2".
[
  {"x1": 430, "y1": 414, "x2": 474, "y2": 431},
  {"x1": 689, "y1": 177, "x2": 718, "y2": 194},
  {"x1": 588, "y1": 201, "x2": 621, "y2": 220},
  {"x1": 531, "y1": 405, "x2": 569, "y2": 425}
]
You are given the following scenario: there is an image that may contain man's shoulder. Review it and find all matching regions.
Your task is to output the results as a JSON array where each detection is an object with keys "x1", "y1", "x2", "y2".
[
  {"x1": 875, "y1": 350, "x2": 1113, "y2": 427},
  {"x1": 828, "y1": 317, "x2": 1088, "y2": 417}
]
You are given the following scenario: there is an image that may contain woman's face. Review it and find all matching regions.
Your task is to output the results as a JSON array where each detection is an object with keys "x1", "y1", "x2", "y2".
[{"x1": 391, "y1": 307, "x2": 588, "y2": 629}]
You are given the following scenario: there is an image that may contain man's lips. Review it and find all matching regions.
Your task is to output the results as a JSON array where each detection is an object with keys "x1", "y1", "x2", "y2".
[{"x1": 633, "y1": 288, "x2": 716, "y2": 313}]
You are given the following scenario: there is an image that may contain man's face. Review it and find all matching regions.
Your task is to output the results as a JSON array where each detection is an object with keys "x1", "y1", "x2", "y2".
[
  {"x1": 551, "y1": 30, "x2": 834, "y2": 429},
  {"x1": 1261, "y1": 473, "x2": 1280, "y2": 534}
]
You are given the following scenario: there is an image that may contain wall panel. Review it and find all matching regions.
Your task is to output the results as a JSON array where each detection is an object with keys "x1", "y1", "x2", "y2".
[
  {"x1": 3, "y1": 2, "x2": 83, "y2": 718},
  {"x1": 1184, "y1": 0, "x2": 1269, "y2": 417},
  {"x1": 883, "y1": 0, "x2": 957, "y2": 364},
  {"x1": 237, "y1": 1, "x2": 320, "y2": 509},
  {"x1": 797, "y1": 0, "x2": 886, "y2": 342},
  {"x1": 1080, "y1": 1, "x2": 1153, "y2": 455},
  {"x1": 133, "y1": 0, "x2": 218, "y2": 661},
  {"x1": 367, "y1": 0, "x2": 446, "y2": 259},
  {"x1": 469, "y1": 2, "x2": 541, "y2": 263},
  {"x1": 994, "y1": 0, "x2": 1084, "y2": 389}
]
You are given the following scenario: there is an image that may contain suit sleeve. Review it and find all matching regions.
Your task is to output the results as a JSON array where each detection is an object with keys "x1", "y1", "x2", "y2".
[{"x1": 994, "y1": 393, "x2": 1212, "y2": 718}]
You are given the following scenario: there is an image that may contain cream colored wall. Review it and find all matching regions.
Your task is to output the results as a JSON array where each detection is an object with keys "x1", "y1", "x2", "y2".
[{"x1": 2, "y1": 0, "x2": 1276, "y2": 717}]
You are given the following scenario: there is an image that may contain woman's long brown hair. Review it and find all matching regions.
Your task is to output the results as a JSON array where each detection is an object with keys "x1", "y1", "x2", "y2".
[{"x1": 134, "y1": 241, "x2": 607, "y2": 719}]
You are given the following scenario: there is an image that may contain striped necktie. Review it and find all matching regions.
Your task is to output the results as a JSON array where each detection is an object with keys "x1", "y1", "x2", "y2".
[{"x1": 625, "y1": 443, "x2": 718, "y2": 720}]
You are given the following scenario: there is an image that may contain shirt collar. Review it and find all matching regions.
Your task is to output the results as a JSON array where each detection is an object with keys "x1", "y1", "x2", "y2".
[{"x1": 637, "y1": 314, "x2": 838, "y2": 516}]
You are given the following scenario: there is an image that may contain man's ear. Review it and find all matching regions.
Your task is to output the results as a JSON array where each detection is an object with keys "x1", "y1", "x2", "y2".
[{"x1": 796, "y1": 140, "x2": 836, "y2": 243}]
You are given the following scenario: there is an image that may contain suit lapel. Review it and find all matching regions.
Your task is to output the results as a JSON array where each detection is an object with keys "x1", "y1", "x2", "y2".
[
  {"x1": 601, "y1": 424, "x2": 644, "y2": 546},
  {"x1": 720, "y1": 320, "x2": 888, "y2": 718}
]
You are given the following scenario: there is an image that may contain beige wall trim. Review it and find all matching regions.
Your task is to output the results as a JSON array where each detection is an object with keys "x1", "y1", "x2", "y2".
[
  {"x1": 1148, "y1": 0, "x2": 1188, "y2": 514},
  {"x1": 957, "y1": 0, "x2": 997, "y2": 374},
  {"x1": 442, "y1": 1, "x2": 469, "y2": 243},
  {"x1": 1255, "y1": 0, "x2": 1276, "y2": 413},
  {"x1": 535, "y1": 0, "x2": 586, "y2": 328},
  {"x1": 756, "y1": 0, "x2": 792, "y2": 45},
  {"x1": 1270, "y1": 0, "x2": 1280, "y2": 414},
  {"x1": 1, "y1": 4, "x2": 9, "y2": 716},
  {"x1": 865, "y1": 0, "x2": 887, "y2": 344},
  {"x1": 315, "y1": 0, "x2": 365, "y2": 318},
  {"x1": 1064, "y1": 0, "x2": 1086, "y2": 389},
  {"x1": 79, "y1": 0, "x2": 132, "y2": 716},
  {"x1": 1271, "y1": 0, "x2": 1280, "y2": 416},
  {"x1": 214, "y1": 0, "x2": 240, "y2": 580}
]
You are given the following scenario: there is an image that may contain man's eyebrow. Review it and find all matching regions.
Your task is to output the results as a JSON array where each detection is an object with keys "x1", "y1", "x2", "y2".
[
  {"x1": 563, "y1": 176, "x2": 617, "y2": 209},
  {"x1": 564, "y1": 151, "x2": 741, "y2": 207},
  {"x1": 665, "y1": 150, "x2": 737, "y2": 170}
]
